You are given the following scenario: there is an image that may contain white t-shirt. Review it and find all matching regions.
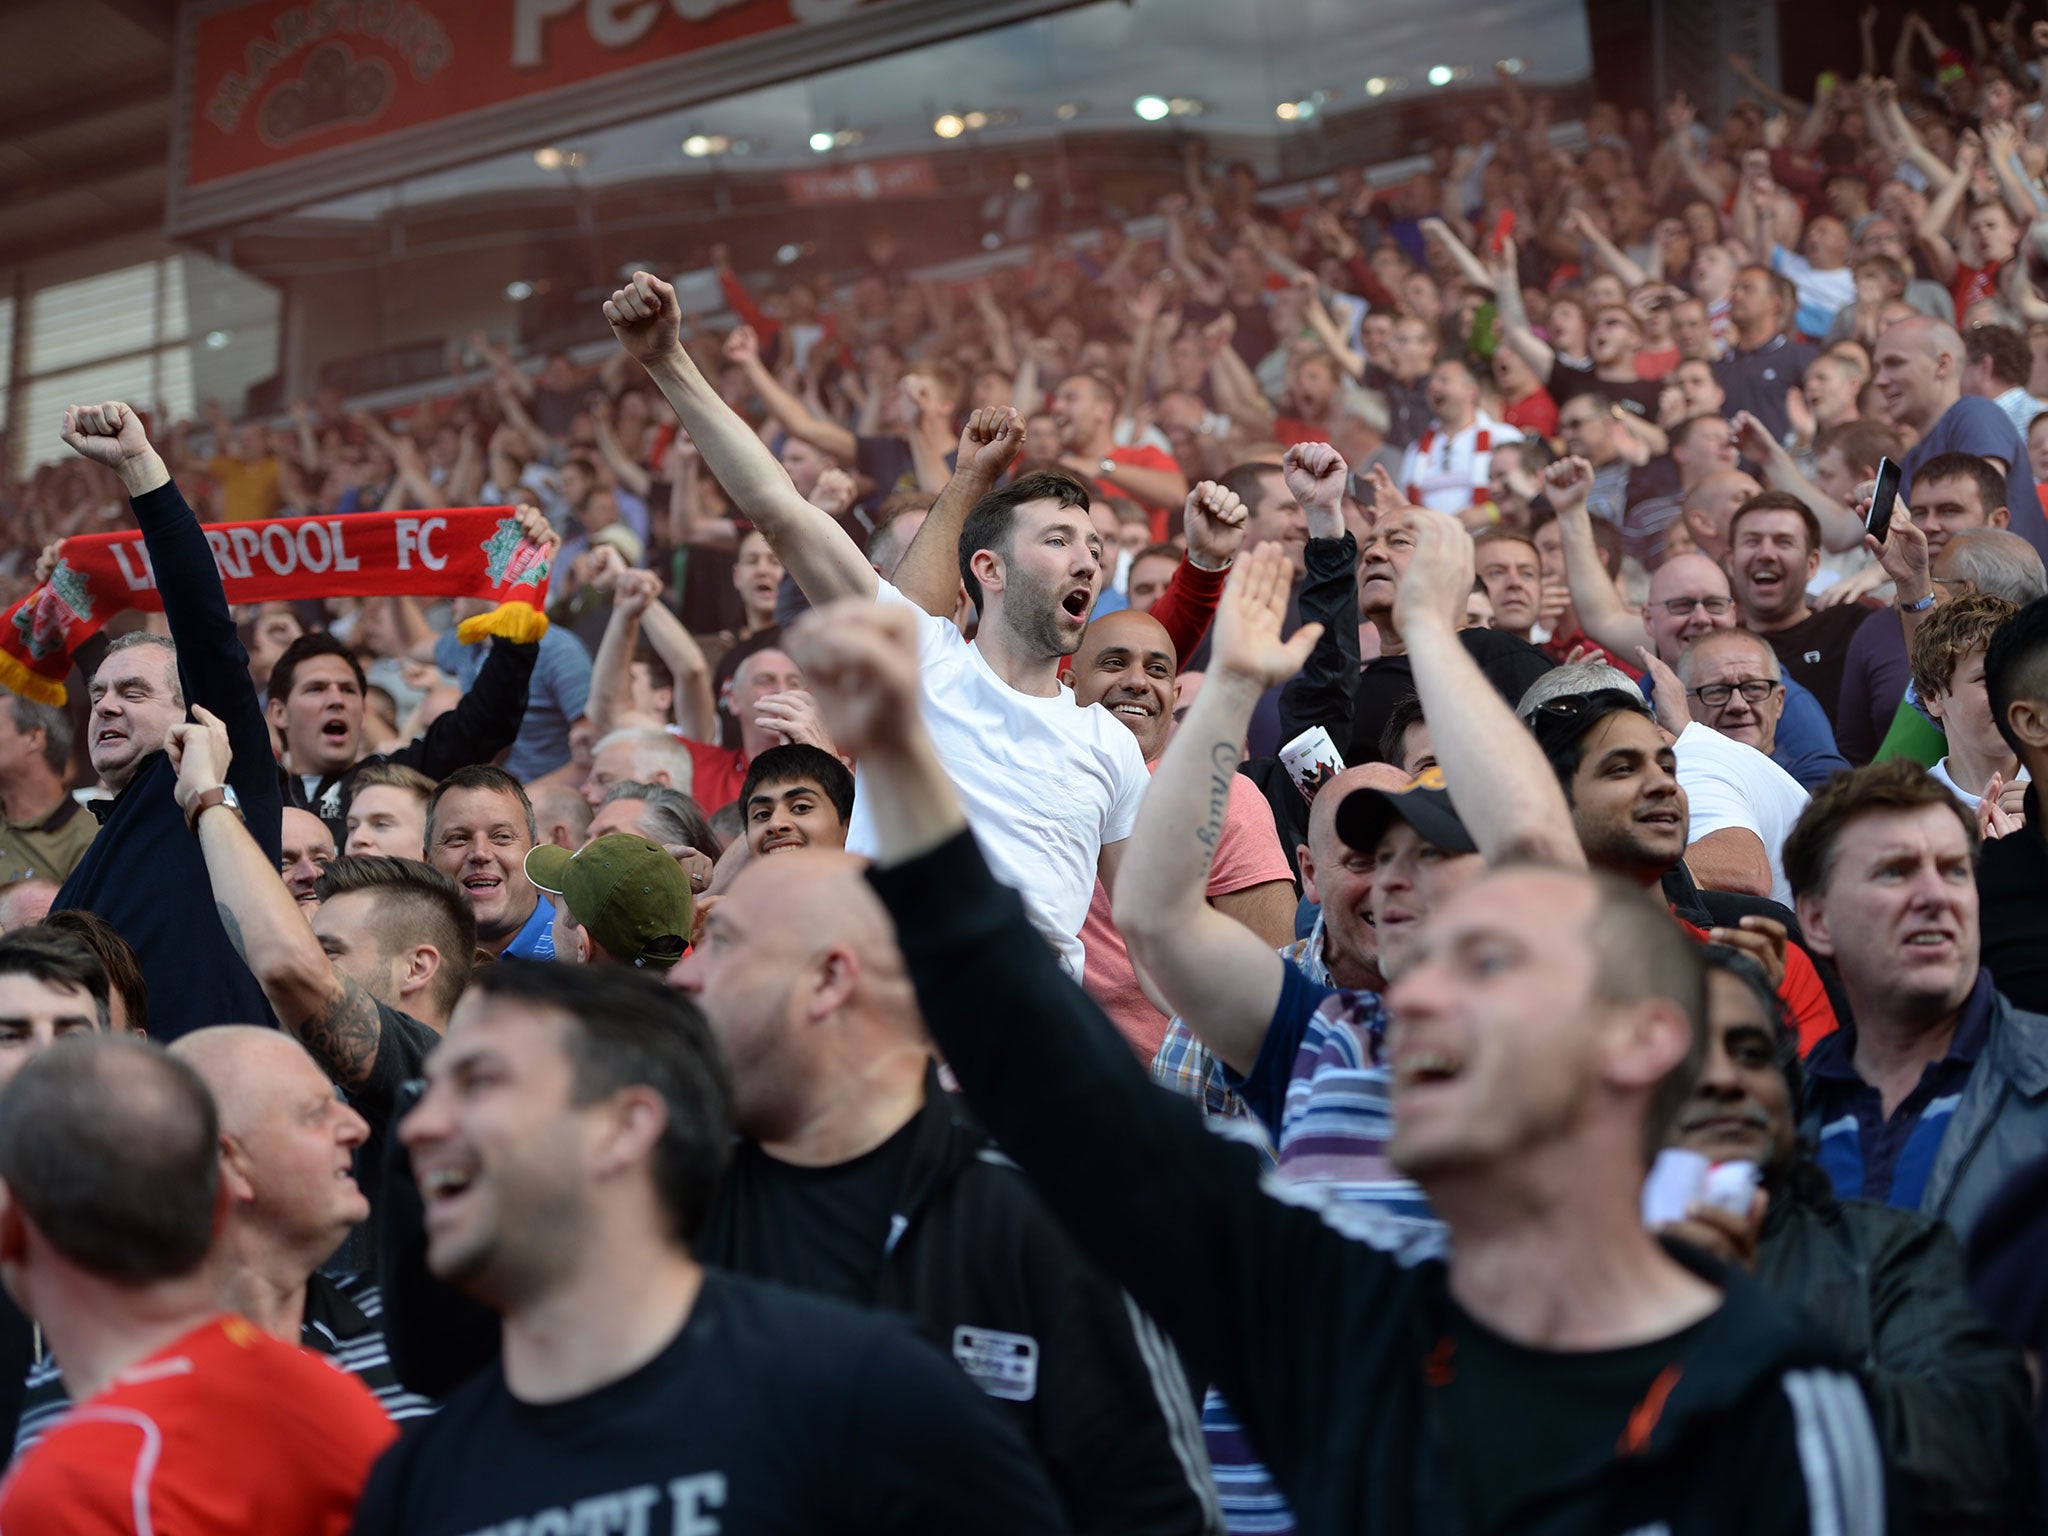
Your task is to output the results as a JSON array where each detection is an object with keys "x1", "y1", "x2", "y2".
[
  {"x1": 1674, "y1": 722, "x2": 1810, "y2": 910},
  {"x1": 1930, "y1": 758, "x2": 2030, "y2": 809},
  {"x1": 845, "y1": 581, "x2": 1151, "y2": 981}
]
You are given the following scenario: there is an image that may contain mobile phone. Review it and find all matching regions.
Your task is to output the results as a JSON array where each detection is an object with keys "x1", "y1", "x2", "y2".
[
  {"x1": 1346, "y1": 470, "x2": 1378, "y2": 510},
  {"x1": 1866, "y1": 456, "x2": 1902, "y2": 542},
  {"x1": 1489, "y1": 209, "x2": 1516, "y2": 256}
]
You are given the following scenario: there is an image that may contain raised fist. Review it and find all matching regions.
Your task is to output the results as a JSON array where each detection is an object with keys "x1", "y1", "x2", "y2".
[
  {"x1": 60, "y1": 402, "x2": 153, "y2": 470},
  {"x1": 959, "y1": 406, "x2": 1026, "y2": 480},
  {"x1": 603, "y1": 272, "x2": 684, "y2": 368},
  {"x1": 807, "y1": 466, "x2": 859, "y2": 519},
  {"x1": 723, "y1": 324, "x2": 761, "y2": 368},
  {"x1": 1184, "y1": 481, "x2": 1249, "y2": 570},
  {"x1": 1282, "y1": 441, "x2": 1349, "y2": 516}
]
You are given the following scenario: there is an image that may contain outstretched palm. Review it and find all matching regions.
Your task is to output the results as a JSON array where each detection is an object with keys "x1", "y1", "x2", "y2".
[{"x1": 1212, "y1": 544, "x2": 1322, "y2": 688}]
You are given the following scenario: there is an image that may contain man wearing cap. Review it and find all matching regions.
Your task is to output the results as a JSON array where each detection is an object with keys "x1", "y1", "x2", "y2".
[
  {"x1": 1113, "y1": 521, "x2": 1582, "y2": 1533},
  {"x1": 526, "y1": 834, "x2": 693, "y2": 970}
]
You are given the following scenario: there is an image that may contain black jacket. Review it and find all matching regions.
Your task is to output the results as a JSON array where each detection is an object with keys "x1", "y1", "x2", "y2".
[
  {"x1": 702, "y1": 1068, "x2": 1218, "y2": 1536},
  {"x1": 870, "y1": 831, "x2": 1896, "y2": 1536},
  {"x1": 1755, "y1": 1164, "x2": 2039, "y2": 1531},
  {"x1": 379, "y1": 1072, "x2": 1219, "y2": 1536},
  {"x1": 281, "y1": 637, "x2": 539, "y2": 839},
  {"x1": 54, "y1": 479, "x2": 283, "y2": 1041}
]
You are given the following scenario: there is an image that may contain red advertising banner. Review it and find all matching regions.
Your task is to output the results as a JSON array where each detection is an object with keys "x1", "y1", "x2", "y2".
[
  {"x1": 781, "y1": 155, "x2": 938, "y2": 205},
  {"x1": 168, "y1": 0, "x2": 1087, "y2": 235}
]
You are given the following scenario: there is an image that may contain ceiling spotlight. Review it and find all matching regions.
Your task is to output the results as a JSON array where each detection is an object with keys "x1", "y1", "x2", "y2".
[
  {"x1": 776, "y1": 243, "x2": 802, "y2": 265},
  {"x1": 204, "y1": 329, "x2": 231, "y2": 349},
  {"x1": 835, "y1": 128, "x2": 865, "y2": 146},
  {"x1": 963, "y1": 110, "x2": 989, "y2": 130},
  {"x1": 808, "y1": 131, "x2": 835, "y2": 152},
  {"x1": 504, "y1": 281, "x2": 534, "y2": 302},
  {"x1": 1499, "y1": 57, "x2": 1524, "y2": 75},
  {"x1": 1167, "y1": 97, "x2": 1205, "y2": 116},
  {"x1": 982, "y1": 232, "x2": 1003, "y2": 250},
  {"x1": 1365, "y1": 76, "x2": 1389, "y2": 96},
  {"x1": 532, "y1": 147, "x2": 563, "y2": 169},
  {"x1": 682, "y1": 134, "x2": 715, "y2": 157},
  {"x1": 934, "y1": 113, "x2": 965, "y2": 138},
  {"x1": 1427, "y1": 64, "x2": 1454, "y2": 86},
  {"x1": 1013, "y1": 171, "x2": 1033, "y2": 190},
  {"x1": 1275, "y1": 102, "x2": 1298, "y2": 121},
  {"x1": 1133, "y1": 95, "x2": 1170, "y2": 121},
  {"x1": 1054, "y1": 101, "x2": 1084, "y2": 120}
]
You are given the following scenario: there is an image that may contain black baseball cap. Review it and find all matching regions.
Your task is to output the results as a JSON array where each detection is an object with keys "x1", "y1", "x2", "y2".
[{"x1": 1335, "y1": 767, "x2": 1478, "y2": 856}]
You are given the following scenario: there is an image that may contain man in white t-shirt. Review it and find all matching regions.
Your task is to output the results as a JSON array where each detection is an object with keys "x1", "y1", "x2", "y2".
[
  {"x1": 1669, "y1": 629, "x2": 1810, "y2": 907},
  {"x1": 601, "y1": 271, "x2": 1150, "y2": 978},
  {"x1": 1399, "y1": 360, "x2": 1521, "y2": 521}
]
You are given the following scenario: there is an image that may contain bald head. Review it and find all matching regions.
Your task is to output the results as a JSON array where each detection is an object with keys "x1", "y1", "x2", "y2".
[
  {"x1": 725, "y1": 848, "x2": 897, "y2": 968},
  {"x1": 1643, "y1": 553, "x2": 1736, "y2": 664},
  {"x1": 171, "y1": 1025, "x2": 321, "y2": 1136},
  {"x1": 1681, "y1": 471, "x2": 1762, "y2": 560},
  {"x1": 1067, "y1": 607, "x2": 1179, "y2": 761},
  {"x1": 1875, "y1": 314, "x2": 1965, "y2": 432}
]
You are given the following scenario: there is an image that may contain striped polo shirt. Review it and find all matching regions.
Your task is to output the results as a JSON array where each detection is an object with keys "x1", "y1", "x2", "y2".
[{"x1": 12, "y1": 1270, "x2": 434, "y2": 1457}]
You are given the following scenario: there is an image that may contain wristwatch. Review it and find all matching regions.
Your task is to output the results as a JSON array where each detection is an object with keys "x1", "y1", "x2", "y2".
[
  {"x1": 1097, "y1": 456, "x2": 1118, "y2": 477},
  {"x1": 185, "y1": 784, "x2": 244, "y2": 835},
  {"x1": 1897, "y1": 592, "x2": 1936, "y2": 614}
]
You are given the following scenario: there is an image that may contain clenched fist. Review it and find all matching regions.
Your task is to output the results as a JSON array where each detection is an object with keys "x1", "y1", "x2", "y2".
[{"x1": 604, "y1": 272, "x2": 685, "y2": 368}]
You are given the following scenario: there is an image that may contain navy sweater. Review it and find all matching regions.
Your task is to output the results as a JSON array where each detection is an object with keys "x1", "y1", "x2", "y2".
[{"x1": 54, "y1": 479, "x2": 283, "y2": 1040}]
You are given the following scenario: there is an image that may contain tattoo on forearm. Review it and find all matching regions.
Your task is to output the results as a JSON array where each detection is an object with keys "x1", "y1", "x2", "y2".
[
  {"x1": 298, "y1": 977, "x2": 382, "y2": 1089},
  {"x1": 1198, "y1": 741, "x2": 1239, "y2": 864},
  {"x1": 215, "y1": 902, "x2": 249, "y2": 963}
]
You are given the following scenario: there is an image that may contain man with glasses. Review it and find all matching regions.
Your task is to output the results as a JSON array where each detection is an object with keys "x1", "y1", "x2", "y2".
[
  {"x1": 1545, "y1": 458, "x2": 1849, "y2": 788},
  {"x1": 1665, "y1": 631, "x2": 1813, "y2": 907}
]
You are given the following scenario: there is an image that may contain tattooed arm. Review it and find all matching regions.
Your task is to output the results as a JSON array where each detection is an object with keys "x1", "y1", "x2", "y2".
[
  {"x1": 1110, "y1": 547, "x2": 1321, "y2": 1076},
  {"x1": 172, "y1": 709, "x2": 385, "y2": 1088}
]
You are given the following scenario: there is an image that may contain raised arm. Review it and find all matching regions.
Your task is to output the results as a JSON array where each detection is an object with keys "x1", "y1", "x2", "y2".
[
  {"x1": 591, "y1": 399, "x2": 652, "y2": 499},
  {"x1": 1914, "y1": 140, "x2": 1975, "y2": 286},
  {"x1": 168, "y1": 709, "x2": 385, "y2": 1090},
  {"x1": 1489, "y1": 238, "x2": 1557, "y2": 382},
  {"x1": 1275, "y1": 444, "x2": 1361, "y2": 741},
  {"x1": 1112, "y1": 546, "x2": 1322, "y2": 1075},
  {"x1": 1567, "y1": 207, "x2": 1651, "y2": 289},
  {"x1": 721, "y1": 324, "x2": 859, "y2": 465},
  {"x1": 1546, "y1": 456, "x2": 1654, "y2": 656},
  {"x1": 60, "y1": 401, "x2": 282, "y2": 861},
  {"x1": 1396, "y1": 511, "x2": 1585, "y2": 865},
  {"x1": 605, "y1": 272, "x2": 875, "y2": 604},
  {"x1": 1732, "y1": 411, "x2": 1867, "y2": 551},
  {"x1": 893, "y1": 406, "x2": 1025, "y2": 618}
]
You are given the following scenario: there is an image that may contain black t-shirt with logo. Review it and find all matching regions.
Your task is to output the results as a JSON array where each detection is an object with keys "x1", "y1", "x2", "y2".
[
  {"x1": 1548, "y1": 360, "x2": 1663, "y2": 422},
  {"x1": 1758, "y1": 603, "x2": 1872, "y2": 725},
  {"x1": 350, "y1": 1269, "x2": 1066, "y2": 1536}
]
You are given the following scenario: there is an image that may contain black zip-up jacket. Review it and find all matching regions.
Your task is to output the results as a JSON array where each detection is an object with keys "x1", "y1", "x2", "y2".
[
  {"x1": 378, "y1": 1071, "x2": 1218, "y2": 1536},
  {"x1": 701, "y1": 1068, "x2": 1218, "y2": 1536},
  {"x1": 281, "y1": 636, "x2": 538, "y2": 840},
  {"x1": 1756, "y1": 1163, "x2": 2039, "y2": 1530},
  {"x1": 54, "y1": 478, "x2": 283, "y2": 1041},
  {"x1": 868, "y1": 831, "x2": 1897, "y2": 1536}
]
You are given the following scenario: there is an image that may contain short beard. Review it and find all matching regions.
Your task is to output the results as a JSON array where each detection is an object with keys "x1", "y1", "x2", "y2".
[{"x1": 999, "y1": 564, "x2": 1086, "y2": 662}]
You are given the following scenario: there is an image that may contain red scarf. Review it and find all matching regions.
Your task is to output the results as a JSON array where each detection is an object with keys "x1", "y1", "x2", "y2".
[
  {"x1": 0, "y1": 507, "x2": 553, "y2": 706},
  {"x1": 1407, "y1": 425, "x2": 1493, "y2": 508}
]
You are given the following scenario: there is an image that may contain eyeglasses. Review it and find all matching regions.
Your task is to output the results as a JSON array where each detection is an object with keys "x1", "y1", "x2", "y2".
[
  {"x1": 1689, "y1": 679, "x2": 1780, "y2": 708},
  {"x1": 1657, "y1": 595, "x2": 1734, "y2": 617}
]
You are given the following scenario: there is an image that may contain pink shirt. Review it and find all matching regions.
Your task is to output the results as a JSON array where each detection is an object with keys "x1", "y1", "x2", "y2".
[{"x1": 1080, "y1": 769, "x2": 1295, "y2": 1061}]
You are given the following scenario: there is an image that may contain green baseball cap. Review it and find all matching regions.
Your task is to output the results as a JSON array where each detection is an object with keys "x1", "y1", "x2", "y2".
[{"x1": 524, "y1": 834, "x2": 691, "y2": 968}]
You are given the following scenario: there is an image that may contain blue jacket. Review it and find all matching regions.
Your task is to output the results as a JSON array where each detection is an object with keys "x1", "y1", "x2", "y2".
[
  {"x1": 54, "y1": 479, "x2": 283, "y2": 1040},
  {"x1": 1801, "y1": 983, "x2": 2048, "y2": 1249}
]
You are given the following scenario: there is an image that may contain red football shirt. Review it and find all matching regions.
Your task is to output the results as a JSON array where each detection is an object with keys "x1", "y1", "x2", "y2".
[
  {"x1": 683, "y1": 737, "x2": 750, "y2": 815},
  {"x1": 0, "y1": 1315, "x2": 394, "y2": 1534}
]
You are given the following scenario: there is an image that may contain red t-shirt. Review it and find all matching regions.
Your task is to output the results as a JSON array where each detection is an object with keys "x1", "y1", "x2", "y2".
[
  {"x1": 1633, "y1": 346, "x2": 1680, "y2": 382},
  {"x1": 1273, "y1": 416, "x2": 1334, "y2": 448},
  {"x1": 1952, "y1": 260, "x2": 2004, "y2": 315},
  {"x1": 0, "y1": 1315, "x2": 394, "y2": 1535},
  {"x1": 1672, "y1": 914, "x2": 1838, "y2": 1054},
  {"x1": 682, "y1": 737, "x2": 750, "y2": 815}
]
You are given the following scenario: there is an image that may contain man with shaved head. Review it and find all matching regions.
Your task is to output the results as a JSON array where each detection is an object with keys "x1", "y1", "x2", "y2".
[
  {"x1": 1877, "y1": 314, "x2": 2048, "y2": 559},
  {"x1": 667, "y1": 849, "x2": 1220, "y2": 1536},
  {"x1": 1680, "y1": 468, "x2": 1764, "y2": 564},
  {"x1": 13, "y1": 1027, "x2": 433, "y2": 1451},
  {"x1": 1063, "y1": 607, "x2": 1296, "y2": 1058}
]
